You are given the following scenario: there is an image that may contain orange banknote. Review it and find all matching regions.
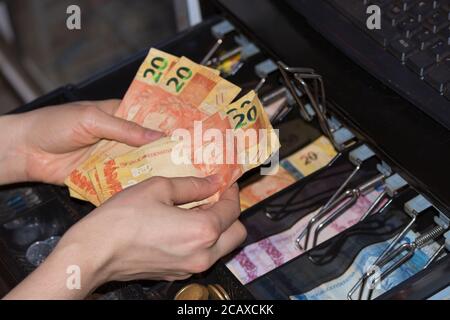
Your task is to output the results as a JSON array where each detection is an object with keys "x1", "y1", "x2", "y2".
[
  {"x1": 239, "y1": 166, "x2": 296, "y2": 211},
  {"x1": 239, "y1": 136, "x2": 337, "y2": 210},
  {"x1": 94, "y1": 91, "x2": 280, "y2": 207},
  {"x1": 66, "y1": 51, "x2": 240, "y2": 205},
  {"x1": 87, "y1": 48, "x2": 180, "y2": 157},
  {"x1": 65, "y1": 48, "x2": 178, "y2": 204},
  {"x1": 88, "y1": 57, "x2": 238, "y2": 203}
]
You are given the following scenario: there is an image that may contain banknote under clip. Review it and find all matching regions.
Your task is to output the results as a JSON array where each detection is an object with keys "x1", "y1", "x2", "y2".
[
  {"x1": 260, "y1": 86, "x2": 293, "y2": 122},
  {"x1": 358, "y1": 162, "x2": 394, "y2": 222},
  {"x1": 295, "y1": 144, "x2": 376, "y2": 250},
  {"x1": 305, "y1": 174, "x2": 388, "y2": 263},
  {"x1": 423, "y1": 229, "x2": 450, "y2": 269},
  {"x1": 264, "y1": 152, "x2": 343, "y2": 221},
  {"x1": 363, "y1": 171, "x2": 409, "y2": 220},
  {"x1": 359, "y1": 211, "x2": 449, "y2": 300},
  {"x1": 347, "y1": 192, "x2": 441, "y2": 300},
  {"x1": 307, "y1": 166, "x2": 405, "y2": 265}
]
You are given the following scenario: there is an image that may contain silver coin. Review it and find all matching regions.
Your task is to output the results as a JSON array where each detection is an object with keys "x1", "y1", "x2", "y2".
[
  {"x1": 44, "y1": 236, "x2": 61, "y2": 249},
  {"x1": 26, "y1": 241, "x2": 53, "y2": 267}
]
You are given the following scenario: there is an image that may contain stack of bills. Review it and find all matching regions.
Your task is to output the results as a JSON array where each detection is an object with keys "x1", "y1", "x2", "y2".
[{"x1": 65, "y1": 48, "x2": 280, "y2": 208}]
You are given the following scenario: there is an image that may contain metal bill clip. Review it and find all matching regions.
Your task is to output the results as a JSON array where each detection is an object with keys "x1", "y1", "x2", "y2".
[
  {"x1": 201, "y1": 20, "x2": 235, "y2": 65},
  {"x1": 362, "y1": 213, "x2": 448, "y2": 300},
  {"x1": 202, "y1": 21, "x2": 260, "y2": 75},
  {"x1": 306, "y1": 174, "x2": 388, "y2": 264},
  {"x1": 260, "y1": 86, "x2": 291, "y2": 123},
  {"x1": 264, "y1": 154, "x2": 343, "y2": 221},
  {"x1": 359, "y1": 167, "x2": 408, "y2": 222},
  {"x1": 423, "y1": 215, "x2": 450, "y2": 269},
  {"x1": 277, "y1": 61, "x2": 334, "y2": 143},
  {"x1": 254, "y1": 59, "x2": 279, "y2": 93},
  {"x1": 327, "y1": 116, "x2": 343, "y2": 133},
  {"x1": 234, "y1": 34, "x2": 259, "y2": 60},
  {"x1": 294, "y1": 144, "x2": 376, "y2": 250},
  {"x1": 347, "y1": 192, "x2": 433, "y2": 300},
  {"x1": 277, "y1": 61, "x2": 358, "y2": 152},
  {"x1": 310, "y1": 174, "x2": 386, "y2": 250}
]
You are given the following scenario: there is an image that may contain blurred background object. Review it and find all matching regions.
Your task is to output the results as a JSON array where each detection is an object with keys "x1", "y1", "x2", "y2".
[{"x1": 0, "y1": 0, "x2": 211, "y2": 114}]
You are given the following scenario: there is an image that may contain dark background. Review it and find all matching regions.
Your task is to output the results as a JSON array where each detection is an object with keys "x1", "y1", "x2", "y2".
[{"x1": 0, "y1": 0, "x2": 200, "y2": 114}]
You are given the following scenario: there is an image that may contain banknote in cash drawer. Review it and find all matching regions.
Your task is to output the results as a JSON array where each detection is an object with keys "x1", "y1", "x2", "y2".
[
  {"x1": 243, "y1": 188, "x2": 448, "y2": 300},
  {"x1": 0, "y1": 12, "x2": 447, "y2": 300}
]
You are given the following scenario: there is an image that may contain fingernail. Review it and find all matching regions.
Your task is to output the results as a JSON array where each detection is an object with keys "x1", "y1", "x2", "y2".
[
  {"x1": 145, "y1": 129, "x2": 164, "y2": 141},
  {"x1": 206, "y1": 174, "x2": 222, "y2": 185}
]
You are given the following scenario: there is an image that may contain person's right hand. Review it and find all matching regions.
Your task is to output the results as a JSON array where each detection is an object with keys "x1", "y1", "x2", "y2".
[
  {"x1": 70, "y1": 174, "x2": 246, "y2": 283},
  {"x1": 4, "y1": 175, "x2": 246, "y2": 299}
]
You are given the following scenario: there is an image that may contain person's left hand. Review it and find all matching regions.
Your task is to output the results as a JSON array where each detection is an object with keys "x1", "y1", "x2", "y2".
[{"x1": 0, "y1": 100, "x2": 162, "y2": 185}]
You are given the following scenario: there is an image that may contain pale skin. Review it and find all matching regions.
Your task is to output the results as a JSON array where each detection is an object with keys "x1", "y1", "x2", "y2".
[{"x1": 0, "y1": 100, "x2": 246, "y2": 300}]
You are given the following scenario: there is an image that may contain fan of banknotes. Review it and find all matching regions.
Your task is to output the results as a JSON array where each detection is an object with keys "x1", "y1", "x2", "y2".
[{"x1": 65, "y1": 48, "x2": 280, "y2": 208}]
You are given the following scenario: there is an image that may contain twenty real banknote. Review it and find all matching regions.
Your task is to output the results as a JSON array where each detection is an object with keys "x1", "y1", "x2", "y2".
[
  {"x1": 239, "y1": 136, "x2": 337, "y2": 211},
  {"x1": 94, "y1": 91, "x2": 280, "y2": 207},
  {"x1": 65, "y1": 49, "x2": 242, "y2": 205},
  {"x1": 66, "y1": 48, "x2": 178, "y2": 204},
  {"x1": 291, "y1": 230, "x2": 442, "y2": 300}
]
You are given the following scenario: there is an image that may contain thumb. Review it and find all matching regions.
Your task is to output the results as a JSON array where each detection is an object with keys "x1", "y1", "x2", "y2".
[
  {"x1": 88, "y1": 111, "x2": 164, "y2": 146},
  {"x1": 152, "y1": 175, "x2": 223, "y2": 206}
]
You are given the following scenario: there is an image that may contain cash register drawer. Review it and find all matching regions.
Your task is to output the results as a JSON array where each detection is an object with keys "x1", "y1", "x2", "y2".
[{"x1": 0, "y1": 15, "x2": 448, "y2": 300}]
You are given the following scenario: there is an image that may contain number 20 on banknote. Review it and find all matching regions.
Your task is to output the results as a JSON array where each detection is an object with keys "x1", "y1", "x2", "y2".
[
  {"x1": 143, "y1": 56, "x2": 169, "y2": 83},
  {"x1": 226, "y1": 99, "x2": 258, "y2": 129},
  {"x1": 166, "y1": 66, "x2": 193, "y2": 93},
  {"x1": 137, "y1": 48, "x2": 178, "y2": 85}
]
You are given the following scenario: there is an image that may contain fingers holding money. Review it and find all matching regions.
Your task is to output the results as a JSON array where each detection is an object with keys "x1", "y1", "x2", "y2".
[
  {"x1": 186, "y1": 221, "x2": 246, "y2": 274},
  {"x1": 179, "y1": 183, "x2": 244, "y2": 273},
  {"x1": 211, "y1": 220, "x2": 247, "y2": 258},
  {"x1": 197, "y1": 183, "x2": 241, "y2": 233},
  {"x1": 91, "y1": 99, "x2": 122, "y2": 114},
  {"x1": 80, "y1": 106, "x2": 164, "y2": 147},
  {"x1": 200, "y1": 185, "x2": 246, "y2": 268},
  {"x1": 148, "y1": 175, "x2": 223, "y2": 206}
]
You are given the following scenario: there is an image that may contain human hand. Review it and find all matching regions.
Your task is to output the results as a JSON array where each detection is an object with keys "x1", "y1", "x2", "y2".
[
  {"x1": 0, "y1": 100, "x2": 162, "y2": 185},
  {"x1": 4, "y1": 176, "x2": 246, "y2": 299}
]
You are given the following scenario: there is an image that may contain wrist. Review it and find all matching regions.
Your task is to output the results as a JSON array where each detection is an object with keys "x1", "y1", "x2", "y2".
[
  {"x1": 0, "y1": 114, "x2": 29, "y2": 185},
  {"x1": 3, "y1": 210, "x2": 117, "y2": 300},
  {"x1": 53, "y1": 228, "x2": 114, "y2": 293},
  {"x1": 3, "y1": 237, "x2": 111, "y2": 300},
  {"x1": 60, "y1": 207, "x2": 134, "y2": 284},
  {"x1": 51, "y1": 241, "x2": 110, "y2": 295}
]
